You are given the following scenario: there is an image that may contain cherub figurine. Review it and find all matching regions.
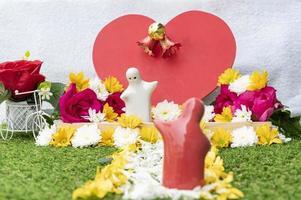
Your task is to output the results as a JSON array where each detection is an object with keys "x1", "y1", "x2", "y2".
[{"x1": 121, "y1": 67, "x2": 158, "y2": 122}]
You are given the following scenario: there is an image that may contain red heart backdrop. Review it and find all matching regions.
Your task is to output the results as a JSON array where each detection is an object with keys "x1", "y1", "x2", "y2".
[{"x1": 93, "y1": 10, "x2": 236, "y2": 104}]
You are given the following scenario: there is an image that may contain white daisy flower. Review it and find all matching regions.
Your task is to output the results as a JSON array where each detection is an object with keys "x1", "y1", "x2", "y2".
[
  {"x1": 71, "y1": 124, "x2": 101, "y2": 148},
  {"x1": 113, "y1": 126, "x2": 139, "y2": 148},
  {"x1": 203, "y1": 105, "x2": 215, "y2": 122},
  {"x1": 232, "y1": 105, "x2": 252, "y2": 122},
  {"x1": 231, "y1": 126, "x2": 258, "y2": 147},
  {"x1": 229, "y1": 75, "x2": 250, "y2": 95},
  {"x1": 38, "y1": 87, "x2": 53, "y2": 100},
  {"x1": 152, "y1": 100, "x2": 181, "y2": 121},
  {"x1": 89, "y1": 77, "x2": 109, "y2": 101},
  {"x1": 83, "y1": 108, "x2": 106, "y2": 123},
  {"x1": 35, "y1": 124, "x2": 57, "y2": 146}
]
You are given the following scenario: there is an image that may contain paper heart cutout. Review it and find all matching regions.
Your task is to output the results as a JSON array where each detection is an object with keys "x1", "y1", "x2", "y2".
[{"x1": 93, "y1": 10, "x2": 236, "y2": 104}]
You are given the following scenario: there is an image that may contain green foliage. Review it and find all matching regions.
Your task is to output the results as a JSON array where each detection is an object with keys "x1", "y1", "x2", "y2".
[
  {"x1": 0, "y1": 82, "x2": 11, "y2": 104},
  {"x1": 269, "y1": 109, "x2": 301, "y2": 138},
  {"x1": 44, "y1": 82, "x2": 65, "y2": 116}
]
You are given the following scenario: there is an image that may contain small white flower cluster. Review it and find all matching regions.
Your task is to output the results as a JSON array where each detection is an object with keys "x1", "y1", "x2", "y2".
[
  {"x1": 89, "y1": 77, "x2": 109, "y2": 101},
  {"x1": 228, "y1": 75, "x2": 250, "y2": 95},
  {"x1": 38, "y1": 87, "x2": 53, "y2": 100},
  {"x1": 71, "y1": 124, "x2": 101, "y2": 148},
  {"x1": 232, "y1": 105, "x2": 252, "y2": 122},
  {"x1": 152, "y1": 100, "x2": 181, "y2": 122},
  {"x1": 230, "y1": 126, "x2": 258, "y2": 148},
  {"x1": 83, "y1": 108, "x2": 106, "y2": 123},
  {"x1": 35, "y1": 124, "x2": 57, "y2": 146},
  {"x1": 113, "y1": 126, "x2": 139, "y2": 148}
]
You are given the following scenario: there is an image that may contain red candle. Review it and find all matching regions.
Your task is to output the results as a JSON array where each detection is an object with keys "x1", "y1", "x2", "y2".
[{"x1": 154, "y1": 97, "x2": 211, "y2": 189}]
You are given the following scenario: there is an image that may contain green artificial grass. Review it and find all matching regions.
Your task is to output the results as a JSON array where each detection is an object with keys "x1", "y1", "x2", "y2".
[{"x1": 0, "y1": 133, "x2": 301, "y2": 200}]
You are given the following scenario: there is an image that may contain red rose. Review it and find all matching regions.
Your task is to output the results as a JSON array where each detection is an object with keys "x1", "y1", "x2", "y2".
[
  {"x1": 0, "y1": 60, "x2": 45, "y2": 100},
  {"x1": 105, "y1": 92, "x2": 125, "y2": 115}
]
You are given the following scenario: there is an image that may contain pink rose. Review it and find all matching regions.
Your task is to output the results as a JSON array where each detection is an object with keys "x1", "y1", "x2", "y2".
[
  {"x1": 233, "y1": 86, "x2": 279, "y2": 121},
  {"x1": 214, "y1": 85, "x2": 238, "y2": 114},
  {"x1": 105, "y1": 92, "x2": 125, "y2": 115},
  {"x1": 59, "y1": 84, "x2": 102, "y2": 123}
]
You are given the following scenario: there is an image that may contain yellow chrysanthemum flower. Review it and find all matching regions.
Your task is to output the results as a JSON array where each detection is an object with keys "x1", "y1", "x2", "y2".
[
  {"x1": 72, "y1": 179, "x2": 113, "y2": 199},
  {"x1": 211, "y1": 128, "x2": 232, "y2": 148},
  {"x1": 247, "y1": 70, "x2": 268, "y2": 91},
  {"x1": 200, "y1": 120, "x2": 213, "y2": 139},
  {"x1": 203, "y1": 147, "x2": 244, "y2": 199},
  {"x1": 140, "y1": 126, "x2": 160, "y2": 143},
  {"x1": 217, "y1": 68, "x2": 241, "y2": 86},
  {"x1": 256, "y1": 124, "x2": 282, "y2": 145},
  {"x1": 100, "y1": 127, "x2": 115, "y2": 146},
  {"x1": 104, "y1": 76, "x2": 124, "y2": 93},
  {"x1": 102, "y1": 103, "x2": 118, "y2": 122},
  {"x1": 214, "y1": 106, "x2": 233, "y2": 122},
  {"x1": 50, "y1": 126, "x2": 76, "y2": 147},
  {"x1": 72, "y1": 149, "x2": 129, "y2": 200},
  {"x1": 204, "y1": 147, "x2": 226, "y2": 184},
  {"x1": 68, "y1": 71, "x2": 90, "y2": 91},
  {"x1": 117, "y1": 114, "x2": 142, "y2": 129}
]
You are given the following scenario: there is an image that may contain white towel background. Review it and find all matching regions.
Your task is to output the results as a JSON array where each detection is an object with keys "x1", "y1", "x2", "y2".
[{"x1": 0, "y1": 0, "x2": 300, "y2": 119}]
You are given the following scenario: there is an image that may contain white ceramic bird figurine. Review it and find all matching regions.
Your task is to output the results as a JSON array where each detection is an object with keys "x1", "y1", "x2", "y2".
[{"x1": 121, "y1": 67, "x2": 158, "y2": 122}]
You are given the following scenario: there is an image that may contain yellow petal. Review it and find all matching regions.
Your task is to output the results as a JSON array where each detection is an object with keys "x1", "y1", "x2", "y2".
[
  {"x1": 104, "y1": 76, "x2": 124, "y2": 93},
  {"x1": 117, "y1": 114, "x2": 142, "y2": 129},
  {"x1": 247, "y1": 70, "x2": 268, "y2": 91},
  {"x1": 218, "y1": 68, "x2": 241, "y2": 86}
]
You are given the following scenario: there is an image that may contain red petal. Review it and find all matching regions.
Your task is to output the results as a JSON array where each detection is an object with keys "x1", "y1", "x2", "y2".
[
  {"x1": 160, "y1": 37, "x2": 181, "y2": 58},
  {"x1": 137, "y1": 36, "x2": 162, "y2": 57}
]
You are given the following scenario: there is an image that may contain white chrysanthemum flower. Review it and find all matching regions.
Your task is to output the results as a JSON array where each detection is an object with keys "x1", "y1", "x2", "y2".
[
  {"x1": 231, "y1": 126, "x2": 258, "y2": 147},
  {"x1": 113, "y1": 126, "x2": 139, "y2": 148},
  {"x1": 38, "y1": 87, "x2": 53, "y2": 100},
  {"x1": 278, "y1": 133, "x2": 292, "y2": 143},
  {"x1": 35, "y1": 125, "x2": 57, "y2": 146},
  {"x1": 83, "y1": 108, "x2": 106, "y2": 123},
  {"x1": 232, "y1": 105, "x2": 252, "y2": 122},
  {"x1": 152, "y1": 100, "x2": 181, "y2": 121},
  {"x1": 203, "y1": 105, "x2": 215, "y2": 122},
  {"x1": 122, "y1": 141, "x2": 202, "y2": 200},
  {"x1": 229, "y1": 75, "x2": 250, "y2": 95},
  {"x1": 89, "y1": 77, "x2": 109, "y2": 101},
  {"x1": 71, "y1": 124, "x2": 101, "y2": 148}
]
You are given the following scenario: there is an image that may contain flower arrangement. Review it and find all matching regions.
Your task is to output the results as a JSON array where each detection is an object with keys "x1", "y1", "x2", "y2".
[
  {"x1": 59, "y1": 72, "x2": 125, "y2": 123},
  {"x1": 33, "y1": 67, "x2": 300, "y2": 200},
  {"x1": 214, "y1": 68, "x2": 282, "y2": 122}
]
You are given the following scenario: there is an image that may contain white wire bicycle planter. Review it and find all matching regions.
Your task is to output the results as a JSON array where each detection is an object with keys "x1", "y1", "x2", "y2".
[{"x1": 0, "y1": 90, "x2": 50, "y2": 140}]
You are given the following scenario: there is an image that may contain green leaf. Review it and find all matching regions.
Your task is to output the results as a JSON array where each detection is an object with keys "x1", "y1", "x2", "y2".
[
  {"x1": 0, "y1": 82, "x2": 11, "y2": 104},
  {"x1": 44, "y1": 82, "x2": 65, "y2": 114},
  {"x1": 269, "y1": 109, "x2": 301, "y2": 138},
  {"x1": 97, "y1": 157, "x2": 113, "y2": 165}
]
